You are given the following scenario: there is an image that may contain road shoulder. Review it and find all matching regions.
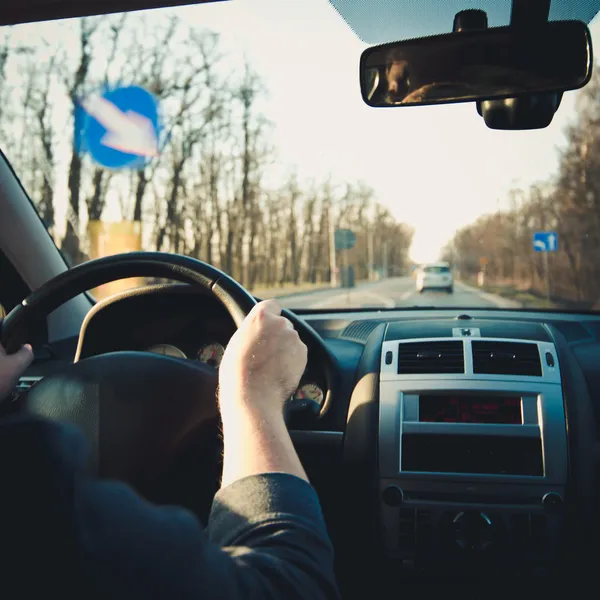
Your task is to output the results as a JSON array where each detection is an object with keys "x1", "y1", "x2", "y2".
[{"x1": 455, "y1": 281, "x2": 522, "y2": 308}]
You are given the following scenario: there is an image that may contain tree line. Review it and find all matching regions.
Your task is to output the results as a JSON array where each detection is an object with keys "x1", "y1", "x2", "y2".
[
  {"x1": 444, "y1": 63, "x2": 600, "y2": 309},
  {"x1": 0, "y1": 14, "x2": 413, "y2": 291}
]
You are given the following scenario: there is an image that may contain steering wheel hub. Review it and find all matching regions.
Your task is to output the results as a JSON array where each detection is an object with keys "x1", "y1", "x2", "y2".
[{"x1": 24, "y1": 351, "x2": 219, "y2": 490}]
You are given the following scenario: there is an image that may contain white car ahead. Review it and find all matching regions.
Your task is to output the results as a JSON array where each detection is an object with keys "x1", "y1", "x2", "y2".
[{"x1": 416, "y1": 262, "x2": 454, "y2": 293}]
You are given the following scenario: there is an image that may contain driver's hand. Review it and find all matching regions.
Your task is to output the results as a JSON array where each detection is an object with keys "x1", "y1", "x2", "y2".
[
  {"x1": 218, "y1": 300, "x2": 307, "y2": 421},
  {"x1": 0, "y1": 341, "x2": 34, "y2": 402}
]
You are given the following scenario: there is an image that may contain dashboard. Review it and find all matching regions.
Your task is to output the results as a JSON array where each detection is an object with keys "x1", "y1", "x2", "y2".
[{"x1": 17, "y1": 285, "x2": 600, "y2": 588}]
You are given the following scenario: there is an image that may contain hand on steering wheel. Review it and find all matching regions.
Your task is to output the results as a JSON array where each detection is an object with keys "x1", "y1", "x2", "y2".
[
  {"x1": 219, "y1": 299, "x2": 307, "y2": 422},
  {"x1": 0, "y1": 341, "x2": 33, "y2": 401}
]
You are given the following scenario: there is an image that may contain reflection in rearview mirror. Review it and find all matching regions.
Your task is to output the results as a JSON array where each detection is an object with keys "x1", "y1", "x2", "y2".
[{"x1": 360, "y1": 21, "x2": 592, "y2": 108}]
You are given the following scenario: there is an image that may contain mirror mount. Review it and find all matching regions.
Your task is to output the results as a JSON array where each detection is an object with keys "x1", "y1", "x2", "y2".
[
  {"x1": 477, "y1": 93, "x2": 562, "y2": 129},
  {"x1": 472, "y1": 0, "x2": 562, "y2": 130},
  {"x1": 453, "y1": 9, "x2": 488, "y2": 33},
  {"x1": 510, "y1": 0, "x2": 551, "y2": 32}
]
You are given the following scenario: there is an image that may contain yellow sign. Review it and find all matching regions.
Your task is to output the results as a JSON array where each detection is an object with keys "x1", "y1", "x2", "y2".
[
  {"x1": 87, "y1": 221, "x2": 144, "y2": 300},
  {"x1": 480, "y1": 256, "x2": 488, "y2": 266}
]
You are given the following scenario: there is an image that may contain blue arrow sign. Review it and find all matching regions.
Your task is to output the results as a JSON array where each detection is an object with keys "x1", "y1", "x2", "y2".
[
  {"x1": 334, "y1": 228, "x2": 356, "y2": 251},
  {"x1": 533, "y1": 231, "x2": 558, "y2": 252},
  {"x1": 78, "y1": 85, "x2": 161, "y2": 170}
]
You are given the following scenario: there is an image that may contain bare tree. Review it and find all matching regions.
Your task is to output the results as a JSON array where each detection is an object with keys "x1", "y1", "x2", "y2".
[
  {"x1": 61, "y1": 18, "x2": 99, "y2": 265},
  {"x1": 0, "y1": 12, "x2": 416, "y2": 295},
  {"x1": 34, "y1": 53, "x2": 59, "y2": 232}
]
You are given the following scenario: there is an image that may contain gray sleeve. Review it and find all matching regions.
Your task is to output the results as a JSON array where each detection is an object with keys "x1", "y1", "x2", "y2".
[
  {"x1": 207, "y1": 473, "x2": 339, "y2": 600},
  {"x1": 77, "y1": 471, "x2": 339, "y2": 600}
]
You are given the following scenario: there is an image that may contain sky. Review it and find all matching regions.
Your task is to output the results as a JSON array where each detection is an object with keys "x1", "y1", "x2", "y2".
[
  {"x1": 172, "y1": 0, "x2": 600, "y2": 262},
  {"x1": 6, "y1": 0, "x2": 600, "y2": 263}
]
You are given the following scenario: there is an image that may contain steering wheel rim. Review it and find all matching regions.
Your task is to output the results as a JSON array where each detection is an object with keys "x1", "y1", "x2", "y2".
[
  {"x1": 1, "y1": 252, "x2": 257, "y2": 353},
  {"x1": 0, "y1": 252, "x2": 338, "y2": 498},
  {"x1": 0, "y1": 252, "x2": 257, "y2": 495}
]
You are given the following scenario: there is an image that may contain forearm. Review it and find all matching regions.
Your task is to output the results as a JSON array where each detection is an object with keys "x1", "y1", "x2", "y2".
[{"x1": 220, "y1": 402, "x2": 307, "y2": 488}]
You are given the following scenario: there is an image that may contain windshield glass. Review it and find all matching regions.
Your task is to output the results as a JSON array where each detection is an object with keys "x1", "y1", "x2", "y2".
[
  {"x1": 2, "y1": 0, "x2": 600, "y2": 310},
  {"x1": 424, "y1": 266, "x2": 450, "y2": 274}
]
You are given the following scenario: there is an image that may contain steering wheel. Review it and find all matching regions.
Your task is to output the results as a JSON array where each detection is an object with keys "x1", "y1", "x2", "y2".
[{"x1": 0, "y1": 252, "x2": 335, "y2": 496}]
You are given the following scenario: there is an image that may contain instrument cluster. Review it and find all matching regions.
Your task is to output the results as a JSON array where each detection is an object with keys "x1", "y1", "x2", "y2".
[
  {"x1": 146, "y1": 343, "x2": 326, "y2": 410},
  {"x1": 147, "y1": 342, "x2": 225, "y2": 368}
]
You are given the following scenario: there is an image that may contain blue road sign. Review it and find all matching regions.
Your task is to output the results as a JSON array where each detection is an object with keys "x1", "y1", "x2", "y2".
[
  {"x1": 533, "y1": 231, "x2": 559, "y2": 253},
  {"x1": 334, "y1": 228, "x2": 356, "y2": 251},
  {"x1": 78, "y1": 85, "x2": 161, "y2": 170}
]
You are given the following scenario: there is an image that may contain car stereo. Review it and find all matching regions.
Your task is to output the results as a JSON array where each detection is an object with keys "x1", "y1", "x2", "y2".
[{"x1": 377, "y1": 336, "x2": 567, "y2": 576}]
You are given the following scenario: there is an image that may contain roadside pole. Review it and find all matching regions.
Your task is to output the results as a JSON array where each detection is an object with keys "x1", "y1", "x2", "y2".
[
  {"x1": 533, "y1": 231, "x2": 557, "y2": 304},
  {"x1": 544, "y1": 250, "x2": 550, "y2": 302},
  {"x1": 383, "y1": 240, "x2": 389, "y2": 278},
  {"x1": 367, "y1": 226, "x2": 374, "y2": 281},
  {"x1": 328, "y1": 204, "x2": 337, "y2": 288},
  {"x1": 344, "y1": 248, "x2": 351, "y2": 304}
]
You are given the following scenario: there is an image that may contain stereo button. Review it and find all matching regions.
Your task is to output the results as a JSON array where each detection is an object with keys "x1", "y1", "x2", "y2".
[
  {"x1": 382, "y1": 485, "x2": 404, "y2": 506},
  {"x1": 452, "y1": 511, "x2": 495, "y2": 552},
  {"x1": 542, "y1": 492, "x2": 564, "y2": 514}
]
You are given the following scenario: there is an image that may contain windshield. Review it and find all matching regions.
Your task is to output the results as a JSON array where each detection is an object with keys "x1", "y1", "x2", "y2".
[{"x1": 2, "y1": 0, "x2": 600, "y2": 310}]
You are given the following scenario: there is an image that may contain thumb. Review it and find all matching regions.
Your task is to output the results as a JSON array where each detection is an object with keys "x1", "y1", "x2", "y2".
[{"x1": 4, "y1": 344, "x2": 34, "y2": 376}]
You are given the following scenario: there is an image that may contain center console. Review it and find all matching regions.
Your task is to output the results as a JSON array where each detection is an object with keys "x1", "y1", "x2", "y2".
[{"x1": 379, "y1": 333, "x2": 567, "y2": 576}]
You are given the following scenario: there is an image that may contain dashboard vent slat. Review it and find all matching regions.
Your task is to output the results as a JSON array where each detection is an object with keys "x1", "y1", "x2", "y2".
[
  {"x1": 340, "y1": 320, "x2": 382, "y2": 343},
  {"x1": 12, "y1": 376, "x2": 42, "y2": 401},
  {"x1": 16, "y1": 376, "x2": 42, "y2": 392},
  {"x1": 398, "y1": 341, "x2": 464, "y2": 374},
  {"x1": 472, "y1": 341, "x2": 542, "y2": 376}
]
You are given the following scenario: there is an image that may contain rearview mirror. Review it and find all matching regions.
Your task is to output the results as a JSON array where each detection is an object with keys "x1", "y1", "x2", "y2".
[{"x1": 360, "y1": 20, "x2": 592, "y2": 107}]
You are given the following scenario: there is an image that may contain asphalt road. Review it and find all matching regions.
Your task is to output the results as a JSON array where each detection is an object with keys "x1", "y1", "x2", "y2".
[{"x1": 276, "y1": 277, "x2": 521, "y2": 310}]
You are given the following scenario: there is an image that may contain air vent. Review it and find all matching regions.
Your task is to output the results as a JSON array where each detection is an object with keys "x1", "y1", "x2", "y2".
[
  {"x1": 339, "y1": 320, "x2": 382, "y2": 343},
  {"x1": 398, "y1": 508, "x2": 416, "y2": 552},
  {"x1": 472, "y1": 341, "x2": 542, "y2": 376},
  {"x1": 398, "y1": 341, "x2": 464, "y2": 374},
  {"x1": 15, "y1": 376, "x2": 42, "y2": 395}
]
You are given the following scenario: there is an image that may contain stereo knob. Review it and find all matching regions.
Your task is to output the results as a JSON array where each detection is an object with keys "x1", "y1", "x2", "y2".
[
  {"x1": 452, "y1": 511, "x2": 495, "y2": 551},
  {"x1": 542, "y1": 492, "x2": 564, "y2": 514},
  {"x1": 382, "y1": 485, "x2": 404, "y2": 507}
]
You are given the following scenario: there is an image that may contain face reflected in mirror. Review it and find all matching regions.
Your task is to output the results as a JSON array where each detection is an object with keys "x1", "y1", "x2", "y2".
[
  {"x1": 366, "y1": 50, "x2": 411, "y2": 104},
  {"x1": 369, "y1": 53, "x2": 464, "y2": 105},
  {"x1": 385, "y1": 56, "x2": 410, "y2": 102},
  {"x1": 367, "y1": 46, "x2": 479, "y2": 106}
]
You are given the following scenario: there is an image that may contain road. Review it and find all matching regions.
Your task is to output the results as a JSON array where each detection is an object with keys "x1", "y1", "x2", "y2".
[{"x1": 276, "y1": 277, "x2": 521, "y2": 310}]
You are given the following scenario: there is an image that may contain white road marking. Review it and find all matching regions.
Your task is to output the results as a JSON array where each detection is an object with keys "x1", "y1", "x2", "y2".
[
  {"x1": 310, "y1": 295, "x2": 346, "y2": 309},
  {"x1": 310, "y1": 290, "x2": 395, "y2": 309},
  {"x1": 363, "y1": 292, "x2": 396, "y2": 308}
]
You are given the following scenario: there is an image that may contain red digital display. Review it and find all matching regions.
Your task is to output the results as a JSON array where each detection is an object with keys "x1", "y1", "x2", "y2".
[{"x1": 419, "y1": 395, "x2": 522, "y2": 424}]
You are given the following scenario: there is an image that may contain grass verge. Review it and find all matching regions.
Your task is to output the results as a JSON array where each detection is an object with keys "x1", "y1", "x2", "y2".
[{"x1": 480, "y1": 283, "x2": 568, "y2": 310}]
